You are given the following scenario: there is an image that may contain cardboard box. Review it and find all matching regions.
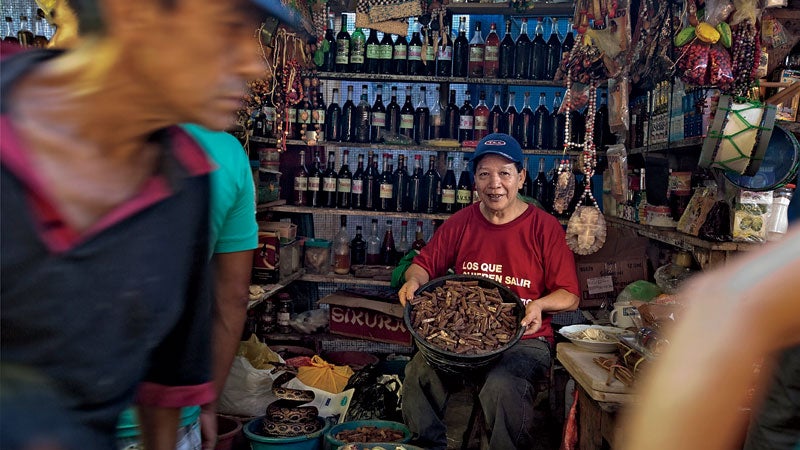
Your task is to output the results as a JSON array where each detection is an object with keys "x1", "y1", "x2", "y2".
[
  {"x1": 252, "y1": 231, "x2": 280, "y2": 284},
  {"x1": 574, "y1": 227, "x2": 650, "y2": 309},
  {"x1": 319, "y1": 291, "x2": 412, "y2": 346}
]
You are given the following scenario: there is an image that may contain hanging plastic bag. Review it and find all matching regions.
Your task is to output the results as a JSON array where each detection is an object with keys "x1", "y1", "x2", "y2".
[
  {"x1": 296, "y1": 355, "x2": 355, "y2": 394},
  {"x1": 608, "y1": 77, "x2": 630, "y2": 135},
  {"x1": 708, "y1": 46, "x2": 734, "y2": 91},
  {"x1": 559, "y1": 82, "x2": 591, "y2": 114},
  {"x1": 678, "y1": 42, "x2": 711, "y2": 86},
  {"x1": 606, "y1": 145, "x2": 629, "y2": 204}
]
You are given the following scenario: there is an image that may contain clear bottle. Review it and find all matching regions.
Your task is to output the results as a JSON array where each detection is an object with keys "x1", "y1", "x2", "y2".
[
  {"x1": 430, "y1": 86, "x2": 445, "y2": 139},
  {"x1": 468, "y1": 21, "x2": 485, "y2": 78},
  {"x1": 366, "y1": 218, "x2": 382, "y2": 264},
  {"x1": 350, "y1": 225, "x2": 367, "y2": 265},
  {"x1": 766, "y1": 184, "x2": 795, "y2": 241},
  {"x1": 396, "y1": 220, "x2": 411, "y2": 257},
  {"x1": 32, "y1": 9, "x2": 49, "y2": 48},
  {"x1": 3, "y1": 16, "x2": 19, "y2": 44},
  {"x1": 17, "y1": 15, "x2": 33, "y2": 47},
  {"x1": 333, "y1": 215, "x2": 351, "y2": 274}
]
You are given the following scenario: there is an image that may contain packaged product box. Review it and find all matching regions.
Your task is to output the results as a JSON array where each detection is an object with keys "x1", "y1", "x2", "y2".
[
  {"x1": 252, "y1": 231, "x2": 280, "y2": 284},
  {"x1": 319, "y1": 291, "x2": 412, "y2": 346},
  {"x1": 574, "y1": 227, "x2": 650, "y2": 309},
  {"x1": 775, "y1": 69, "x2": 800, "y2": 122}
]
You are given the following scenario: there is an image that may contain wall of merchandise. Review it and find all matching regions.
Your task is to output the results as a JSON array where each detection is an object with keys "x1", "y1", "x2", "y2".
[{"x1": 3, "y1": 0, "x2": 54, "y2": 40}]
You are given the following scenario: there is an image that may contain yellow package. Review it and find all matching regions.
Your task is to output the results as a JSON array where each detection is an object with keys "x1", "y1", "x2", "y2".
[
  {"x1": 237, "y1": 334, "x2": 282, "y2": 370},
  {"x1": 297, "y1": 355, "x2": 355, "y2": 394}
]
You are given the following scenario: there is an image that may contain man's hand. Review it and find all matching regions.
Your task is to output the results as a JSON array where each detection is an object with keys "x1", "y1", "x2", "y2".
[
  {"x1": 200, "y1": 402, "x2": 218, "y2": 450},
  {"x1": 521, "y1": 301, "x2": 544, "y2": 336},
  {"x1": 398, "y1": 280, "x2": 420, "y2": 306}
]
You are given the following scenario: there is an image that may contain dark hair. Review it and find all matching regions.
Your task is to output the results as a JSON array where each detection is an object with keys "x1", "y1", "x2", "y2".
[{"x1": 67, "y1": 0, "x2": 177, "y2": 34}]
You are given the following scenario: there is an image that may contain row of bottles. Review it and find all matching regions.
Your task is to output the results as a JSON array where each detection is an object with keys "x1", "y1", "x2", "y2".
[
  {"x1": 318, "y1": 14, "x2": 574, "y2": 81},
  {"x1": 3, "y1": 10, "x2": 50, "y2": 47},
  {"x1": 334, "y1": 217, "x2": 435, "y2": 273},
  {"x1": 294, "y1": 150, "x2": 478, "y2": 214}
]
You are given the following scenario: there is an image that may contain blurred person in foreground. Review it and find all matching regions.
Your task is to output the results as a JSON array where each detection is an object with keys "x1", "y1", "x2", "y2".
[
  {"x1": 396, "y1": 133, "x2": 581, "y2": 450},
  {"x1": 621, "y1": 227, "x2": 800, "y2": 450},
  {"x1": 0, "y1": 0, "x2": 303, "y2": 449}
]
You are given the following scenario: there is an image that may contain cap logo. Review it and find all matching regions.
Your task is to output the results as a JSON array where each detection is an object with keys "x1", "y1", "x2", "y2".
[{"x1": 484, "y1": 140, "x2": 507, "y2": 146}]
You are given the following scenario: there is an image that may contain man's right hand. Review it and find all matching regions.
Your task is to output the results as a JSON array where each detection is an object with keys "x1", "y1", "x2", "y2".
[{"x1": 397, "y1": 280, "x2": 420, "y2": 306}]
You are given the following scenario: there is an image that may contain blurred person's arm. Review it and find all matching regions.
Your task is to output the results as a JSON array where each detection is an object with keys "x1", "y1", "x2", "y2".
[
  {"x1": 621, "y1": 227, "x2": 800, "y2": 450},
  {"x1": 138, "y1": 406, "x2": 180, "y2": 450}
]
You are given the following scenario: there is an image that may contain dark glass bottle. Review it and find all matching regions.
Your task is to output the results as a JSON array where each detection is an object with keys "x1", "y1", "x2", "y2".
[
  {"x1": 530, "y1": 18, "x2": 547, "y2": 80},
  {"x1": 484, "y1": 22, "x2": 500, "y2": 78},
  {"x1": 499, "y1": 19, "x2": 515, "y2": 79},
  {"x1": 407, "y1": 24, "x2": 424, "y2": 75},
  {"x1": 459, "y1": 92, "x2": 474, "y2": 143},
  {"x1": 436, "y1": 25, "x2": 453, "y2": 77},
  {"x1": 322, "y1": 151, "x2": 338, "y2": 207},
  {"x1": 321, "y1": 15, "x2": 337, "y2": 72},
  {"x1": 365, "y1": 28, "x2": 381, "y2": 74},
  {"x1": 413, "y1": 86, "x2": 431, "y2": 144},
  {"x1": 444, "y1": 89, "x2": 460, "y2": 140},
  {"x1": 594, "y1": 92, "x2": 612, "y2": 148},
  {"x1": 379, "y1": 31, "x2": 395, "y2": 74},
  {"x1": 474, "y1": 91, "x2": 490, "y2": 142},
  {"x1": 385, "y1": 86, "x2": 401, "y2": 135},
  {"x1": 335, "y1": 14, "x2": 350, "y2": 72},
  {"x1": 399, "y1": 86, "x2": 415, "y2": 140},
  {"x1": 522, "y1": 158, "x2": 533, "y2": 197},
  {"x1": 430, "y1": 86, "x2": 445, "y2": 139},
  {"x1": 412, "y1": 221, "x2": 426, "y2": 251},
  {"x1": 453, "y1": 17, "x2": 469, "y2": 78},
  {"x1": 468, "y1": 21, "x2": 485, "y2": 78},
  {"x1": 3, "y1": 17, "x2": 19, "y2": 44},
  {"x1": 393, "y1": 154, "x2": 409, "y2": 212},
  {"x1": 336, "y1": 150, "x2": 352, "y2": 208},
  {"x1": 424, "y1": 27, "x2": 436, "y2": 76},
  {"x1": 504, "y1": 91, "x2": 521, "y2": 143},
  {"x1": 393, "y1": 33, "x2": 408, "y2": 75},
  {"x1": 378, "y1": 154, "x2": 395, "y2": 211},
  {"x1": 313, "y1": 92, "x2": 326, "y2": 142},
  {"x1": 545, "y1": 17, "x2": 562, "y2": 80},
  {"x1": 350, "y1": 153, "x2": 366, "y2": 208},
  {"x1": 32, "y1": 9, "x2": 49, "y2": 48},
  {"x1": 440, "y1": 156, "x2": 457, "y2": 213},
  {"x1": 407, "y1": 154, "x2": 424, "y2": 213},
  {"x1": 371, "y1": 84, "x2": 386, "y2": 143},
  {"x1": 354, "y1": 85, "x2": 372, "y2": 143},
  {"x1": 251, "y1": 107, "x2": 267, "y2": 138},
  {"x1": 489, "y1": 90, "x2": 505, "y2": 133},
  {"x1": 569, "y1": 108, "x2": 585, "y2": 145},
  {"x1": 380, "y1": 220, "x2": 398, "y2": 266},
  {"x1": 363, "y1": 152, "x2": 378, "y2": 210},
  {"x1": 307, "y1": 149, "x2": 323, "y2": 207},
  {"x1": 533, "y1": 92, "x2": 553, "y2": 149},
  {"x1": 520, "y1": 92, "x2": 535, "y2": 149},
  {"x1": 326, "y1": 88, "x2": 342, "y2": 142},
  {"x1": 350, "y1": 27, "x2": 366, "y2": 73},
  {"x1": 456, "y1": 160, "x2": 473, "y2": 211},
  {"x1": 531, "y1": 157, "x2": 547, "y2": 206},
  {"x1": 341, "y1": 85, "x2": 357, "y2": 142},
  {"x1": 350, "y1": 225, "x2": 367, "y2": 265},
  {"x1": 423, "y1": 155, "x2": 441, "y2": 213},
  {"x1": 561, "y1": 18, "x2": 575, "y2": 64},
  {"x1": 514, "y1": 18, "x2": 532, "y2": 79},
  {"x1": 293, "y1": 150, "x2": 309, "y2": 206},
  {"x1": 552, "y1": 91, "x2": 566, "y2": 150},
  {"x1": 295, "y1": 92, "x2": 312, "y2": 140}
]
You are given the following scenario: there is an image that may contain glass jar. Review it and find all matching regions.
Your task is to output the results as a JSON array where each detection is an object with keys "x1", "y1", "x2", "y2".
[
  {"x1": 258, "y1": 297, "x2": 277, "y2": 338},
  {"x1": 277, "y1": 294, "x2": 293, "y2": 334}
]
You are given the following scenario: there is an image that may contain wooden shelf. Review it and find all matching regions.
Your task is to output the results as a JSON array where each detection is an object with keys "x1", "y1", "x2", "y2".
[
  {"x1": 247, "y1": 270, "x2": 305, "y2": 309},
  {"x1": 264, "y1": 204, "x2": 455, "y2": 220},
  {"x1": 316, "y1": 71, "x2": 566, "y2": 87},
  {"x1": 300, "y1": 273, "x2": 392, "y2": 286},
  {"x1": 628, "y1": 136, "x2": 704, "y2": 155},
  {"x1": 446, "y1": 1, "x2": 575, "y2": 17}
]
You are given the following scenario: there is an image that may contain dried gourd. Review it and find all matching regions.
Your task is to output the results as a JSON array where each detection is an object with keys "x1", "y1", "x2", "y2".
[{"x1": 695, "y1": 22, "x2": 720, "y2": 44}]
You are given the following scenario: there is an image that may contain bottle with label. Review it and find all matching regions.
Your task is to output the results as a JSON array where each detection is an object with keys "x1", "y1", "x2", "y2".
[
  {"x1": 17, "y1": 15, "x2": 33, "y2": 47},
  {"x1": 440, "y1": 156, "x2": 457, "y2": 213},
  {"x1": 414, "y1": 86, "x2": 431, "y2": 144},
  {"x1": 349, "y1": 153, "x2": 365, "y2": 208},
  {"x1": 396, "y1": 220, "x2": 411, "y2": 257},
  {"x1": 514, "y1": 18, "x2": 532, "y2": 79},
  {"x1": 378, "y1": 154, "x2": 395, "y2": 211},
  {"x1": 453, "y1": 17, "x2": 469, "y2": 77},
  {"x1": 489, "y1": 90, "x2": 505, "y2": 133},
  {"x1": 371, "y1": 84, "x2": 386, "y2": 143},
  {"x1": 276, "y1": 294, "x2": 293, "y2": 334},
  {"x1": 307, "y1": 149, "x2": 323, "y2": 207},
  {"x1": 385, "y1": 86, "x2": 401, "y2": 135},
  {"x1": 393, "y1": 154, "x2": 409, "y2": 212},
  {"x1": 333, "y1": 215, "x2": 351, "y2": 274},
  {"x1": 393, "y1": 33, "x2": 408, "y2": 75},
  {"x1": 341, "y1": 85, "x2": 356, "y2": 142},
  {"x1": 322, "y1": 151, "x2": 338, "y2": 207},
  {"x1": 484, "y1": 22, "x2": 500, "y2": 78},
  {"x1": 545, "y1": 17, "x2": 562, "y2": 79},
  {"x1": 336, "y1": 150, "x2": 352, "y2": 208},
  {"x1": 295, "y1": 92, "x2": 311, "y2": 140},
  {"x1": 380, "y1": 220, "x2": 398, "y2": 265},
  {"x1": 530, "y1": 18, "x2": 547, "y2": 80},
  {"x1": 363, "y1": 152, "x2": 378, "y2": 210},
  {"x1": 445, "y1": 89, "x2": 460, "y2": 140},
  {"x1": 355, "y1": 85, "x2": 371, "y2": 143},
  {"x1": 430, "y1": 86, "x2": 445, "y2": 139},
  {"x1": 256, "y1": 298, "x2": 276, "y2": 337},
  {"x1": 552, "y1": 91, "x2": 566, "y2": 150},
  {"x1": 531, "y1": 157, "x2": 547, "y2": 205},
  {"x1": 436, "y1": 25, "x2": 453, "y2": 77},
  {"x1": 468, "y1": 21, "x2": 485, "y2": 78},
  {"x1": 499, "y1": 19, "x2": 515, "y2": 79},
  {"x1": 350, "y1": 225, "x2": 367, "y2": 265},
  {"x1": 533, "y1": 92, "x2": 553, "y2": 149},
  {"x1": 321, "y1": 14, "x2": 337, "y2": 72},
  {"x1": 3, "y1": 17, "x2": 19, "y2": 45},
  {"x1": 504, "y1": 91, "x2": 520, "y2": 141},
  {"x1": 408, "y1": 154, "x2": 424, "y2": 213},
  {"x1": 412, "y1": 221, "x2": 426, "y2": 251},
  {"x1": 350, "y1": 27, "x2": 366, "y2": 73},
  {"x1": 423, "y1": 154, "x2": 441, "y2": 213},
  {"x1": 379, "y1": 31, "x2": 395, "y2": 74},
  {"x1": 335, "y1": 14, "x2": 350, "y2": 72},
  {"x1": 424, "y1": 27, "x2": 436, "y2": 76},
  {"x1": 399, "y1": 86, "x2": 415, "y2": 140},
  {"x1": 294, "y1": 150, "x2": 309, "y2": 206},
  {"x1": 365, "y1": 28, "x2": 381, "y2": 74},
  {"x1": 263, "y1": 95, "x2": 277, "y2": 139},
  {"x1": 251, "y1": 107, "x2": 267, "y2": 138},
  {"x1": 407, "y1": 24, "x2": 424, "y2": 75},
  {"x1": 456, "y1": 160, "x2": 473, "y2": 210},
  {"x1": 459, "y1": 92, "x2": 475, "y2": 143},
  {"x1": 326, "y1": 88, "x2": 342, "y2": 142},
  {"x1": 312, "y1": 92, "x2": 326, "y2": 142},
  {"x1": 366, "y1": 219, "x2": 382, "y2": 264},
  {"x1": 473, "y1": 91, "x2": 490, "y2": 141},
  {"x1": 520, "y1": 92, "x2": 535, "y2": 149}
]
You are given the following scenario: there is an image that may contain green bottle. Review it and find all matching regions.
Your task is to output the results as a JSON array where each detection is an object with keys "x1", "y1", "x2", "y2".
[{"x1": 350, "y1": 27, "x2": 366, "y2": 73}]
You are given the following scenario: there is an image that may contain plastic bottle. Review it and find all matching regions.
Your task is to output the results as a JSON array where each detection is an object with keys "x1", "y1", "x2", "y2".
[{"x1": 767, "y1": 184, "x2": 795, "y2": 241}]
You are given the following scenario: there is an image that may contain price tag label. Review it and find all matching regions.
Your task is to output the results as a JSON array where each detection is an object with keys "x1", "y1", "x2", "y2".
[{"x1": 587, "y1": 275, "x2": 614, "y2": 295}]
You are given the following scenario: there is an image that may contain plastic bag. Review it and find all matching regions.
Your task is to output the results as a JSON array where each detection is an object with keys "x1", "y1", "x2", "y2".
[
  {"x1": 284, "y1": 376, "x2": 354, "y2": 422},
  {"x1": 731, "y1": 0, "x2": 758, "y2": 25},
  {"x1": 289, "y1": 309, "x2": 329, "y2": 334},
  {"x1": 608, "y1": 77, "x2": 630, "y2": 135},
  {"x1": 677, "y1": 185, "x2": 718, "y2": 236},
  {"x1": 704, "y1": 0, "x2": 735, "y2": 26},
  {"x1": 218, "y1": 336, "x2": 287, "y2": 417},
  {"x1": 559, "y1": 82, "x2": 590, "y2": 114},
  {"x1": 678, "y1": 42, "x2": 711, "y2": 85},
  {"x1": 708, "y1": 46, "x2": 734, "y2": 90},
  {"x1": 606, "y1": 145, "x2": 629, "y2": 204},
  {"x1": 343, "y1": 365, "x2": 402, "y2": 422},
  {"x1": 616, "y1": 280, "x2": 663, "y2": 303},
  {"x1": 699, "y1": 200, "x2": 732, "y2": 242},
  {"x1": 296, "y1": 355, "x2": 355, "y2": 394},
  {"x1": 732, "y1": 190, "x2": 772, "y2": 243}
]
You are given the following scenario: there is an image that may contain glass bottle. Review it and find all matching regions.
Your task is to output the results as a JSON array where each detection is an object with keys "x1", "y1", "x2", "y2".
[
  {"x1": 533, "y1": 92, "x2": 553, "y2": 150},
  {"x1": 354, "y1": 84, "x2": 371, "y2": 143},
  {"x1": 430, "y1": 86, "x2": 445, "y2": 139},
  {"x1": 436, "y1": 25, "x2": 453, "y2": 77},
  {"x1": 561, "y1": 18, "x2": 575, "y2": 63},
  {"x1": 473, "y1": 91, "x2": 490, "y2": 141},
  {"x1": 363, "y1": 152, "x2": 379, "y2": 210},
  {"x1": 17, "y1": 15, "x2": 33, "y2": 47},
  {"x1": 504, "y1": 91, "x2": 521, "y2": 142},
  {"x1": 532, "y1": 157, "x2": 547, "y2": 205},
  {"x1": 423, "y1": 155, "x2": 441, "y2": 213},
  {"x1": 396, "y1": 220, "x2": 411, "y2": 257},
  {"x1": 530, "y1": 17, "x2": 547, "y2": 80},
  {"x1": 378, "y1": 154, "x2": 395, "y2": 211},
  {"x1": 459, "y1": 92, "x2": 475, "y2": 143},
  {"x1": 379, "y1": 31, "x2": 395, "y2": 74},
  {"x1": 468, "y1": 21, "x2": 485, "y2": 78},
  {"x1": 336, "y1": 150, "x2": 352, "y2": 208},
  {"x1": 489, "y1": 90, "x2": 505, "y2": 133},
  {"x1": 349, "y1": 153, "x2": 366, "y2": 208},
  {"x1": 333, "y1": 215, "x2": 351, "y2": 274},
  {"x1": 545, "y1": 17, "x2": 562, "y2": 80},
  {"x1": 520, "y1": 92, "x2": 535, "y2": 149},
  {"x1": 440, "y1": 156, "x2": 457, "y2": 213},
  {"x1": 453, "y1": 17, "x2": 469, "y2": 77},
  {"x1": 32, "y1": 9, "x2": 49, "y2": 48},
  {"x1": 484, "y1": 22, "x2": 500, "y2": 78},
  {"x1": 341, "y1": 85, "x2": 357, "y2": 142},
  {"x1": 499, "y1": 19, "x2": 515, "y2": 79},
  {"x1": 407, "y1": 24, "x2": 424, "y2": 75},
  {"x1": 326, "y1": 88, "x2": 342, "y2": 142},
  {"x1": 322, "y1": 151, "x2": 338, "y2": 207},
  {"x1": 456, "y1": 159, "x2": 473, "y2": 211},
  {"x1": 263, "y1": 95, "x2": 277, "y2": 139},
  {"x1": 399, "y1": 86, "x2": 415, "y2": 140},
  {"x1": 293, "y1": 150, "x2": 309, "y2": 206},
  {"x1": 569, "y1": 107, "x2": 585, "y2": 145},
  {"x1": 307, "y1": 149, "x2": 323, "y2": 207},
  {"x1": 766, "y1": 185, "x2": 795, "y2": 241},
  {"x1": 445, "y1": 89, "x2": 460, "y2": 140},
  {"x1": 408, "y1": 154, "x2": 424, "y2": 213},
  {"x1": 350, "y1": 225, "x2": 367, "y2": 265},
  {"x1": 424, "y1": 27, "x2": 436, "y2": 76},
  {"x1": 313, "y1": 92, "x2": 326, "y2": 142},
  {"x1": 514, "y1": 18, "x2": 532, "y2": 79},
  {"x1": 393, "y1": 154, "x2": 409, "y2": 212},
  {"x1": 335, "y1": 14, "x2": 351, "y2": 72},
  {"x1": 3, "y1": 16, "x2": 19, "y2": 44},
  {"x1": 414, "y1": 86, "x2": 431, "y2": 144},
  {"x1": 276, "y1": 294, "x2": 293, "y2": 334},
  {"x1": 393, "y1": 33, "x2": 408, "y2": 75},
  {"x1": 251, "y1": 107, "x2": 267, "y2": 138},
  {"x1": 380, "y1": 220, "x2": 398, "y2": 265},
  {"x1": 292, "y1": 93, "x2": 308, "y2": 140},
  {"x1": 522, "y1": 158, "x2": 533, "y2": 197},
  {"x1": 365, "y1": 28, "x2": 381, "y2": 74},
  {"x1": 385, "y1": 86, "x2": 401, "y2": 135},
  {"x1": 594, "y1": 92, "x2": 612, "y2": 149},
  {"x1": 552, "y1": 91, "x2": 566, "y2": 150},
  {"x1": 366, "y1": 219, "x2": 382, "y2": 264},
  {"x1": 371, "y1": 84, "x2": 386, "y2": 143},
  {"x1": 412, "y1": 221, "x2": 426, "y2": 251},
  {"x1": 322, "y1": 14, "x2": 337, "y2": 72}
]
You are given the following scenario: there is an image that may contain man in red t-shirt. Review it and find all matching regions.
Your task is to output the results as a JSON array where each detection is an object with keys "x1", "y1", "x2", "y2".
[{"x1": 398, "y1": 133, "x2": 580, "y2": 450}]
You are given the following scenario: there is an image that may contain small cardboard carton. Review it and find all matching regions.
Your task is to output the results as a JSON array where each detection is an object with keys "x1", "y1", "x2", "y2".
[{"x1": 319, "y1": 291, "x2": 411, "y2": 346}]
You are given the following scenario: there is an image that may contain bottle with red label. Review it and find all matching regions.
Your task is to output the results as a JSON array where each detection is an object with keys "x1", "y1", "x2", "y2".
[
  {"x1": 468, "y1": 21, "x2": 485, "y2": 78},
  {"x1": 474, "y1": 91, "x2": 490, "y2": 141},
  {"x1": 378, "y1": 153, "x2": 395, "y2": 211},
  {"x1": 407, "y1": 23, "x2": 424, "y2": 75},
  {"x1": 436, "y1": 25, "x2": 453, "y2": 77},
  {"x1": 458, "y1": 92, "x2": 475, "y2": 143},
  {"x1": 399, "y1": 86, "x2": 415, "y2": 140}
]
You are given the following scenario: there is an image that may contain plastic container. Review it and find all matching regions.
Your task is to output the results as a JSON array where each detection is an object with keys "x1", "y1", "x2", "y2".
[
  {"x1": 215, "y1": 414, "x2": 243, "y2": 450},
  {"x1": 404, "y1": 274, "x2": 525, "y2": 374},
  {"x1": 304, "y1": 238, "x2": 332, "y2": 274},
  {"x1": 244, "y1": 416, "x2": 329, "y2": 450},
  {"x1": 766, "y1": 184, "x2": 795, "y2": 241},
  {"x1": 324, "y1": 420, "x2": 411, "y2": 450}
]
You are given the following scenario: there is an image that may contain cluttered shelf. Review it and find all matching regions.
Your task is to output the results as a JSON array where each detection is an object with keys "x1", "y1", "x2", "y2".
[
  {"x1": 300, "y1": 273, "x2": 392, "y2": 287},
  {"x1": 247, "y1": 269, "x2": 305, "y2": 310},
  {"x1": 315, "y1": 71, "x2": 566, "y2": 87},
  {"x1": 627, "y1": 136, "x2": 705, "y2": 155},
  {"x1": 264, "y1": 204, "x2": 455, "y2": 221}
]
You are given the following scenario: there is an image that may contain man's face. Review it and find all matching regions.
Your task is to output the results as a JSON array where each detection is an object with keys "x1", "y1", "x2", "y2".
[
  {"x1": 130, "y1": 0, "x2": 265, "y2": 130},
  {"x1": 474, "y1": 154, "x2": 524, "y2": 213}
]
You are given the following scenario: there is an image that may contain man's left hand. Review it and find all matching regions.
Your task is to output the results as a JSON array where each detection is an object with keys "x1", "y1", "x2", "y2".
[{"x1": 521, "y1": 301, "x2": 543, "y2": 336}]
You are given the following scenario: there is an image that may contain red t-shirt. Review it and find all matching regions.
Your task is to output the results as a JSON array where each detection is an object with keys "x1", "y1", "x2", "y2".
[{"x1": 413, "y1": 202, "x2": 580, "y2": 342}]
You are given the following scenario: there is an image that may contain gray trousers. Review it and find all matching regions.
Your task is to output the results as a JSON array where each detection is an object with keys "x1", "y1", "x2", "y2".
[{"x1": 401, "y1": 339, "x2": 551, "y2": 450}]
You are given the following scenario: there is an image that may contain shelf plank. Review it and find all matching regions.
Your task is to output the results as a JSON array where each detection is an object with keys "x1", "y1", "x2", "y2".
[
  {"x1": 265, "y1": 204, "x2": 455, "y2": 220},
  {"x1": 316, "y1": 71, "x2": 566, "y2": 87},
  {"x1": 256, "y1": 199, "x2": 287, "y2": 212},
  {"x1": 447, "y1": 1, "x2": 575, "y2": 17},
  {"x1": 605, "y1": 215, "x2": 759, "y2": 252},
  {"x1": 628, "y1": 136, "x2": 704, "y2": 155},
  {"x1": 247, "y1": 270, "x2": 305, "y2": 309},
  {"x1": 300, "y1": 273, "x2": 392, "y2": 286}
]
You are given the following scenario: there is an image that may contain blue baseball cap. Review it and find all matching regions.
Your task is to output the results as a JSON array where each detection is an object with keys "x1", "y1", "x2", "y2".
[
  {"x1": 250, "y1": 0, "x2": 314, "y2": 37},
  {"x1": 470, "y1": 133, "x2": 524, "y2": 173}
]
